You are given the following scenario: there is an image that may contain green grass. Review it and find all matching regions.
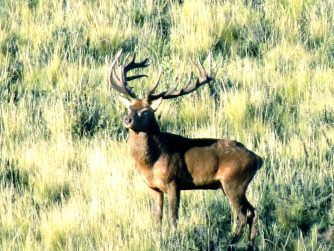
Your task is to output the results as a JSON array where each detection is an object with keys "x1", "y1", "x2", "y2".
[{"x1": 0, "y1": 0, "x2": 333, "y2": 250}]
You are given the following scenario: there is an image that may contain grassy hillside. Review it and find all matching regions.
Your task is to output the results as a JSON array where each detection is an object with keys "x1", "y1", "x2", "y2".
[{"x1": 0, "y1": 0, "x2": 333, "y2": 250}]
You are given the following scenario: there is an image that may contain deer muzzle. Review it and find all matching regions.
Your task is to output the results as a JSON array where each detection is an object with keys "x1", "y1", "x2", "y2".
[{"x1": 123, "y1": 115, "x2": 133, "y2": 128}]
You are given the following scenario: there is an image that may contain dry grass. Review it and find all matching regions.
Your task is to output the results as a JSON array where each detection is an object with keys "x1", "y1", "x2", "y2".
[{"x1": 0, "y1": 0, "x2": 333, "y2": 250}]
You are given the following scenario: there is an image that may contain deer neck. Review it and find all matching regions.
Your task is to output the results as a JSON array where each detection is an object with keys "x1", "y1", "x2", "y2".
[{"x1": 128, "y1": 119, "x2": 162, "y2": 167}]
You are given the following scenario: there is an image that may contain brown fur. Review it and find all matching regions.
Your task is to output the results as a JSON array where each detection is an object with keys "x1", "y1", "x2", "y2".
[{"x1": 120, "y1": 98, "x2": 263, "y2": 249}]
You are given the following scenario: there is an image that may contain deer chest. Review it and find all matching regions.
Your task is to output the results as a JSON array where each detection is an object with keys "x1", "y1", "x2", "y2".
[{"x1": 135, "y1": 163, "x2": 169, "y2": 192}]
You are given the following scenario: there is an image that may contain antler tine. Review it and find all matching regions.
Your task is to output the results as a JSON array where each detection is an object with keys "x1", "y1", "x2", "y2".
[
  {"x1": 192, "y1": 59, "x2": 207, "y2": 79},
  {"x1": 123, "y1": 52, "x2": 149, "y2": 82},
  {"x1": 109, "y1": 49, "x2": 136, "y2": 97},
  {"x1": 178, "y1": 71, "x2": 194, "y2": 92},
  {"x1": 212, "y1": 57, "x2": 222, "y2": 79},
  {"x1": 148, "y1": 59, "x2": 213, "y2": 101},
  {"x1": 125, "y1": 52, "x2": 149, "y2": 72},
  {"x1": 109, "y1": 50, "x2": 151, "y2": 99},
  {"x1": 147, "y1": 66, "x2": 163, "y2": 97}
]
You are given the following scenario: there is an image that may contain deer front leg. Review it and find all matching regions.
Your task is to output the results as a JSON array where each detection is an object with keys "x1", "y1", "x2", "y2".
[
  {"x1": 151, "y1": 189, "x2": 164, "y2": 225},
  {"x1": 167, "y1": 182, "x2": 180, "y2": 228}
]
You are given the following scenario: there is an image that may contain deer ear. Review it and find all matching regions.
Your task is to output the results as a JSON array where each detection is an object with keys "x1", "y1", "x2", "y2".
[
  {"x1": 150, "y1": 97, "x2": 162, "y2": 111},
  {"x1": 118, "y1": 96, "x2": 131, "y2": 108}
]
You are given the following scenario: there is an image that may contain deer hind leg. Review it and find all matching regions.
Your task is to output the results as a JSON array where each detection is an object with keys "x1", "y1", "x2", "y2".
[
  {"x1": 222, "y1": 182, "x2": 251, "y2": 249},
  {"x1": 230, "y1": 198, "x2": 248, "y2": 247},
  {"x1": 245, "y1": 199, "x2": 258, "y2": 247}
]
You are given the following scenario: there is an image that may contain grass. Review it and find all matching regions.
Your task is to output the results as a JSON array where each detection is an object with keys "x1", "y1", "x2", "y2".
[{"x1": 0, "y1": 0, "x2": 333, "y2": 250}]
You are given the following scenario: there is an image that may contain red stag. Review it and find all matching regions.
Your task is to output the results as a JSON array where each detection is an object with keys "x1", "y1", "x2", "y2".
[{"x1": 108, "y1": 50, "x2": 263, "y2": 249}]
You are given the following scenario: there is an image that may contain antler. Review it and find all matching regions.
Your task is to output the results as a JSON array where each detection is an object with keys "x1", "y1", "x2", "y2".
[
  {"x1": 109, "y1": 49, "x2": 149, "y2": 98},
  {"x1": 147, "y1": 60, "x2": 213, "y2": 102}
]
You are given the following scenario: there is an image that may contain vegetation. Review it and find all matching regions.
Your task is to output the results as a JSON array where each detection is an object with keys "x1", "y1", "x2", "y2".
[{"x1": 0, "y1": 0, "x2": 333, "y2": 250}]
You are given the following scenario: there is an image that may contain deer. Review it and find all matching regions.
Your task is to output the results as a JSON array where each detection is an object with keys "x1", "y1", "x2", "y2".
[{"x1": 108, "y1": 49, "x2": 263, "y2": 250}]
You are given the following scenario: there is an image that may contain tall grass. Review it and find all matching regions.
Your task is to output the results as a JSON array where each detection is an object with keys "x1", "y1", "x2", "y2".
[{"x1": 0, "y1": 0, "x2": 333, "y2": 250}]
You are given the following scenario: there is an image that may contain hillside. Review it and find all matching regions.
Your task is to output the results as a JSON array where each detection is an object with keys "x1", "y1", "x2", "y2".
[{"x1": 0, "y1": 0, "x2": 333, "y2": 250}]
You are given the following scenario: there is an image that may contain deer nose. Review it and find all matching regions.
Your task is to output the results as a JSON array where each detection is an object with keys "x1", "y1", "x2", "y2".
[{"x1": 124, "y1": 116, "x2": 133, "y2": 126}]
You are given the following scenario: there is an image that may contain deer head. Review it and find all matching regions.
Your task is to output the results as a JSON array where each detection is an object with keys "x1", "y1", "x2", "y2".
[{"x1": 109, "y1": 49, "x2": 214, "y2": 132}]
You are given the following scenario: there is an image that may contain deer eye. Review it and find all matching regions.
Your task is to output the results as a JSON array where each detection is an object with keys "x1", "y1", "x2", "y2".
[{"x1": 138, "y1": 110, "x2": 148, "y2": 116}]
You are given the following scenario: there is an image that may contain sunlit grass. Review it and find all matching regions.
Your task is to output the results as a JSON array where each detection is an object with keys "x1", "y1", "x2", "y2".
[{"x1": 0, "y1": 0, "x2": 333, "y2": 250}]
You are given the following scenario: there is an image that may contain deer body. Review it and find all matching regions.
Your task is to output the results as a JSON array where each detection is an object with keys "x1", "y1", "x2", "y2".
[
  {"x1": 109, "y1": 50, "x2": 263, "y2": 249},
  {"x1": 129, "y1": 126, "x2": 261, "y2": 193}
]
